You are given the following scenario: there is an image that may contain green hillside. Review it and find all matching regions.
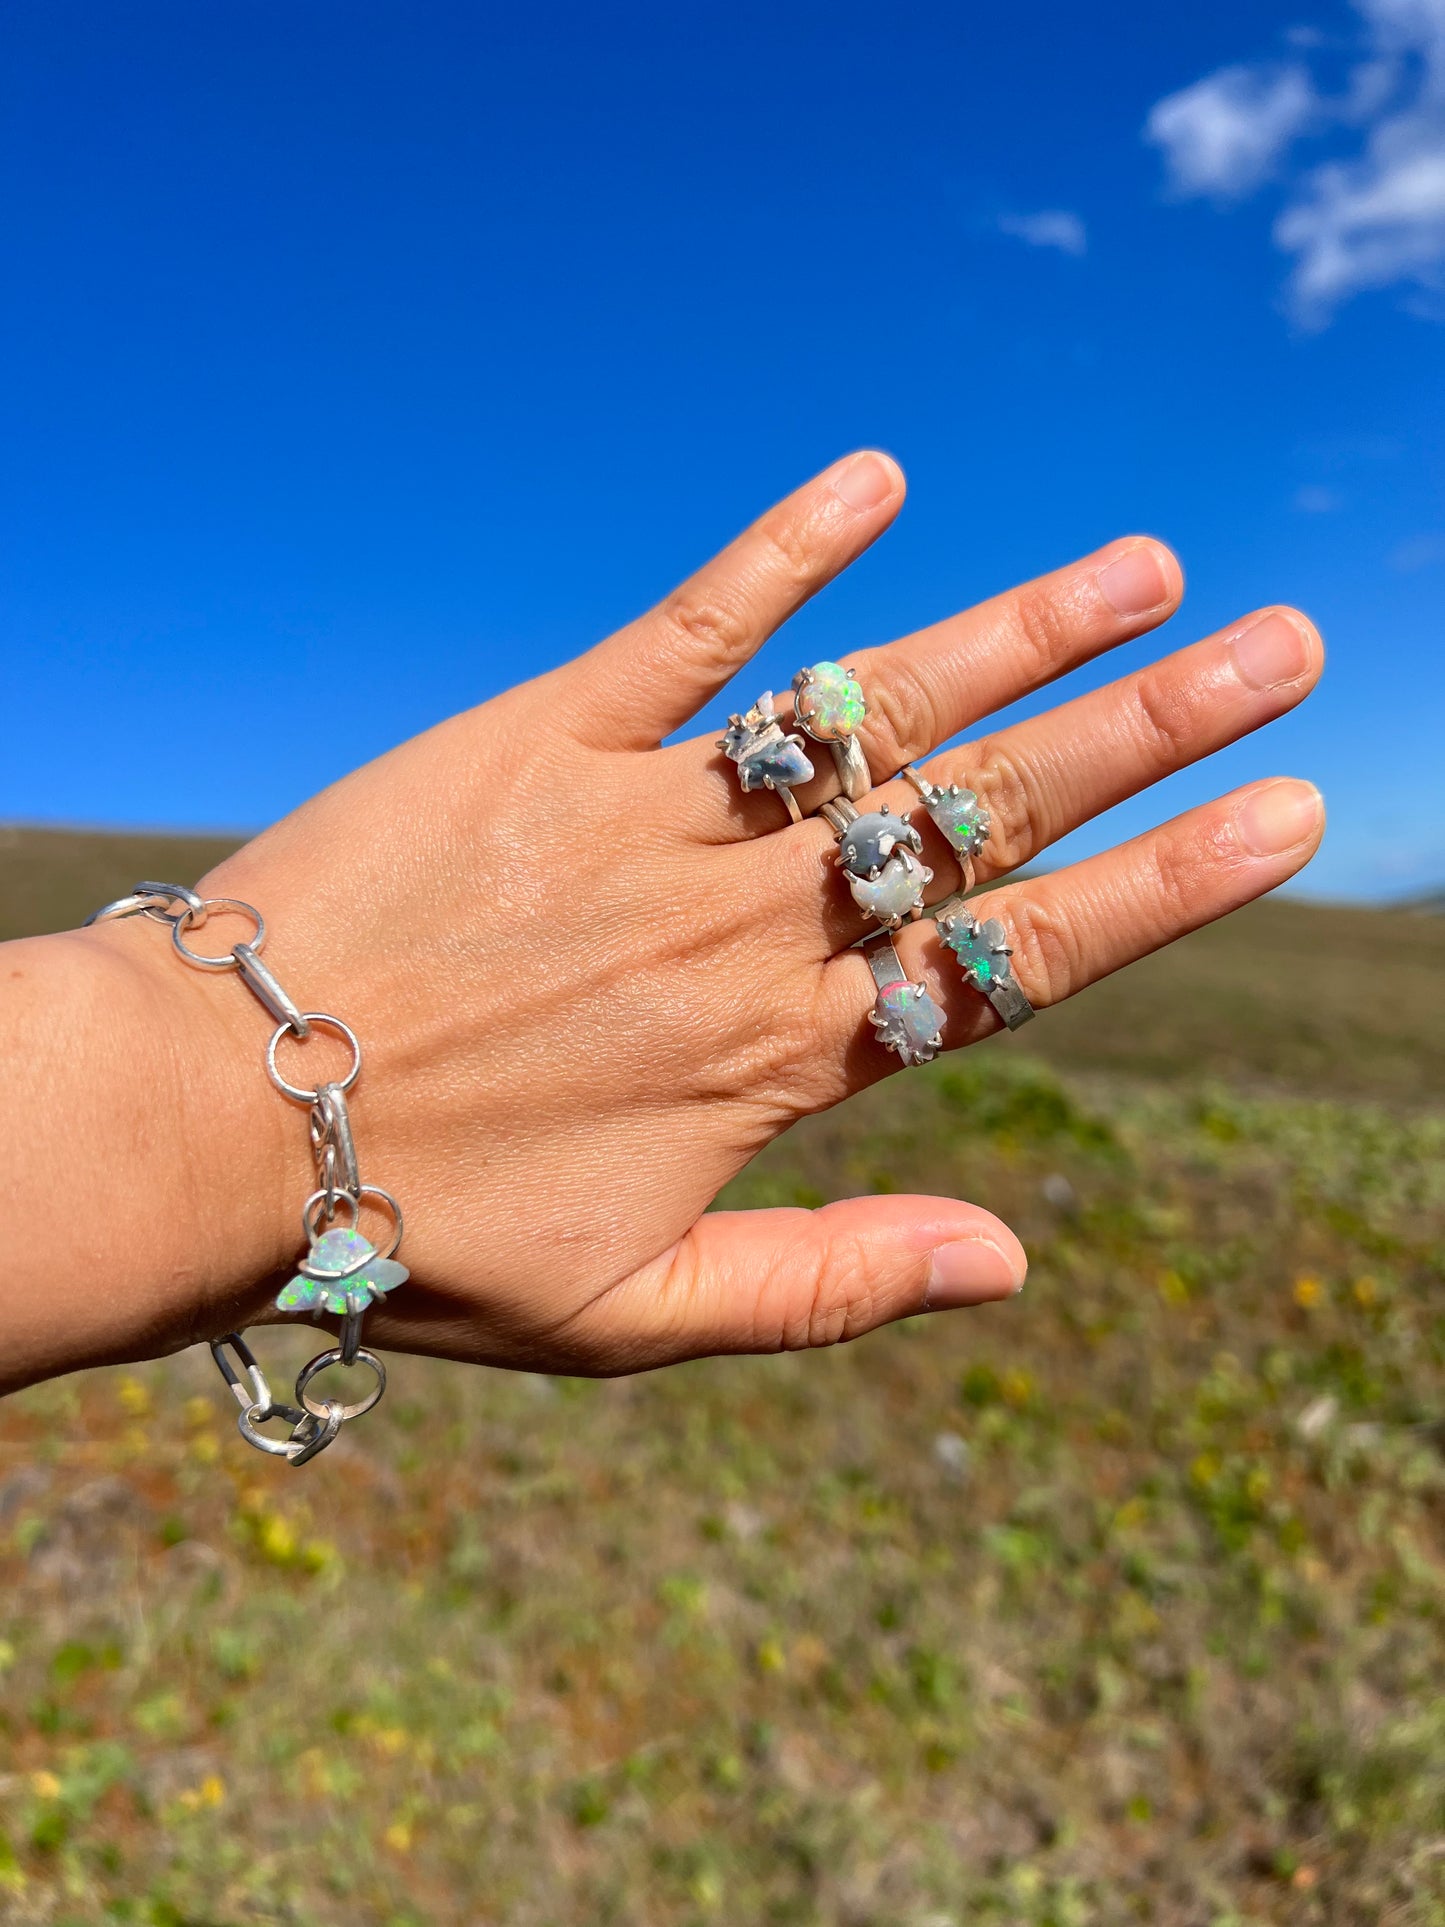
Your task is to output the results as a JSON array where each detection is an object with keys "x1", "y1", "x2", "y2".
[{"x1": 0, "y1": 828, "x2": 1442, "y2": 1925}]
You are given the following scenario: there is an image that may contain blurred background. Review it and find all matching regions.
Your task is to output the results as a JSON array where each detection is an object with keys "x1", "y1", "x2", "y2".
[{"x1": 1, "y1": 3, "x2": 1442, "y2": 1923}]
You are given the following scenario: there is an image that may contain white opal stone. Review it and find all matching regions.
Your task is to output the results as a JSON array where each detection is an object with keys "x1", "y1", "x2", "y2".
[{"x1": 847, "y1": 848, "x2": 931, "y2": 923}]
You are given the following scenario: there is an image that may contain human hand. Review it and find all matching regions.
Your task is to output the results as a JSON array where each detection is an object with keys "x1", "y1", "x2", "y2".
[{"x1": 76, "y1": 453, "x2": 1324, "y2": 1379}]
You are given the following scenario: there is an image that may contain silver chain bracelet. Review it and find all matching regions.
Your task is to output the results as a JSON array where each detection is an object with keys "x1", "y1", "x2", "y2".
[{"x1": 85, "y1": 881, "x2": 406, "y2": 1467}]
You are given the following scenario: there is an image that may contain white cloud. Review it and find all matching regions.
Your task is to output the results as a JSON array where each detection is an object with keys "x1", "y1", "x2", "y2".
[
  {"x1": 1387, "y1": 530, "x2": 1445, "y2": 567},
  {"x1": 1295, "y1": 484, "x2": 1344, "y2": 509},
  {"x1": 1146, "y1": 64, "x2": 1317, "y2": 197},
  {"x1": 1146, "y1": 1, "x2": 1445, "y2": 320},
  {"x1": 997, "y1": 209, "x2": 1087, "y2": 256}
]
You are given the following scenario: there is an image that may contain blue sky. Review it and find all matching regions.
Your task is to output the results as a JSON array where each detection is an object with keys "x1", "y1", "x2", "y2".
[{"x1": 2, "y1": 0, "x2": 1441, "y2": 899}]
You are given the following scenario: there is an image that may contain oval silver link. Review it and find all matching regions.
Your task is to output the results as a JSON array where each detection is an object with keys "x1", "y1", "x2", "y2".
[
  {"x1": 338, "y1": 1306, "x2": 366, "y2": 1367},
  {"x1": 210, "y1": 1333, "x2": 275, "y2": 1415},
  {"x1": 137, "y1": 882, "x2": 207, "y2": 928},
  {"x1": 313, "y1": 1083, "x2": 360, "y2": 1196},
  {"x1": 172, "y1": 897, "x2": 265, "y2": 971},
  {"x1": 287, "y1": 1401, "x2": 345, "y2": 1467},
  {"x1": 266, "y1": 1015, "x2": 361, "y2": 1105},
  {"x1": 237, "y1": 1399, "x2": 311, "y2": 1457},
  {"x1": 296, "y1": 1347, "x2": 387, "y2": 1423},
  {"x1": 234, "y1": 943, "x2": 309, "y2": 1037},
  {"x1": 83, "y1": 890, "x2": 177, "y2": 927}
]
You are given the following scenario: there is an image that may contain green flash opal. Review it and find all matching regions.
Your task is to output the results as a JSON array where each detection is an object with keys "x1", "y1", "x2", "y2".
[{"x1": 276, "y1": 1226, "x2": 410, "y2": 1317}]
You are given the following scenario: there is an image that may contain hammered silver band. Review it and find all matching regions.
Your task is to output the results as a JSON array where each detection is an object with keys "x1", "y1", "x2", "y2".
[{"x1": 863, "y1": 934, "x2": 946, "y2": 1065}]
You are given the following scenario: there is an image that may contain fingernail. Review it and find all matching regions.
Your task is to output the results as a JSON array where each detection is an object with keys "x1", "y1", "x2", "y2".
[
  {"x1": 1235, "y1": 780, "x2": 1324, "y2": 856},
  {"x1": 925, "y1": 1237, "x2": 1026, "y2": 1309},
  {"x1": 1231, "y1": 611, "x2": 1313, "y2": 691},
  {"x1": 831, "y1": 452, "x2": 898, "y2": 513},
  {"x1": 1097, "y1": 545, "x2": 1169, "y2": 618}
]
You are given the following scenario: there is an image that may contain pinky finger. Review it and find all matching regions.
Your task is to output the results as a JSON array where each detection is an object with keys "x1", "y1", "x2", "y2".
[{"x1": 830, "y1": 776, "x2": 1326, "y2": 1060}]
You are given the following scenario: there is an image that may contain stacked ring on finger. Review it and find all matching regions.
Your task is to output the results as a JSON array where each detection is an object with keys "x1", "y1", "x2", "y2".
[
  {"x1": 717, "y1": 691, "x2": 816, "y2": 823},
  {"x1": 792, "y1": 660, "x2": 870, "y2": 800},
  {"x1": 935, "y1": 901, "x2": 1035, "y2": 1030},
  {"x1": 864, "y1": 933, "x2": 947, "y2": 1066},
  {"x1": 901, "y1": 766, "x2": 991, "y2": 890},
  {"x1": 819, "y1": 798, "x2": 934, "y2": 929}
]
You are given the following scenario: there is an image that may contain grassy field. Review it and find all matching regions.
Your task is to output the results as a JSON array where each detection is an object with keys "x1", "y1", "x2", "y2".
[{"x1": 0, "y1": 830, "x2": 1442, "y2": 1926}]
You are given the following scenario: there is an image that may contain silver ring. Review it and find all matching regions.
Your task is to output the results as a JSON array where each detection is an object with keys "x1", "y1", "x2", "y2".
[
  {"x1": 902, "y1": 767, "x2": 990, "y2": 891},
  {"x1": 791, "y1": 661, "x2": 870, "y2": 801},
  {"x1": 172, "y1": 897, "x2": 265, "y2": 970},
  {"x1": 266, "y1": 1014, "x2": 362, "y2": 1104},
  {"x1": 296, "y1": 1347, "x2": 387, "y2": 1423},
  {"x1": 863, "y1": 935, "x2": 946, "y2": 1065},
  {"x1": 934, "y1": 901, "x2": 1035, "y2": 1030},
  {"x1": 717, "y1": 691, "x2": 815, "y2": 823},
  {"x1": 821, "y1": 798, "x2": 933, "y2": 931}
]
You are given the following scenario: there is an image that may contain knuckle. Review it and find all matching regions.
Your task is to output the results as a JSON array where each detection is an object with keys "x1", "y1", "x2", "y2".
[
  {"x1": 754, "y1": 508, "x2": 822, "y2": 589},
  {"x1": 1005, "y1": 893, "x2": 1084, "y2": 1007},
  {"x1": 863, "y1": 657, "x2": 940, "y2": 770},
  {"x1": 790, "y1": 1238, "x2": 876, "y2": 1350},
  {"x1": 660, "y1": 585, "x2": 754, "y2": 664},
  {"x1": 1006, "y1": 581, "x2": 1078, "y2": 680},
  {"x1": 972, "y1": 738, "x2": 1049, "y2": 874},
  {"x1": 1130, "y1": 664, "x2": 1201, "y2": 769}
]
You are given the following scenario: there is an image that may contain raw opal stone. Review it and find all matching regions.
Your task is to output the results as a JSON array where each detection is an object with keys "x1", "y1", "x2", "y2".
[
  {"x1": 275, "y1": 1226, "x2": 410, "y2": 1316},
  {"x1": 796, "y1": 661, "x2": 865, "y2": 741},
  {"x1": 872, "y1": 980, "x2": 945, "y2": 1065},
  {"x1": 740, "y1": 734, "x2": 814, "y2": 792},
  {"x1": 924, "y1": 785, "x2": 989, "y2": 859},
  {"x1": 838, "y1": 806, "x2": 921, "y2": 879},
  {"x1": 847, "y1": 847, "x2": 931, "y2": 924},
  {"x1": 939, "y1": 912, "x2": 1009, "y2": 986}
]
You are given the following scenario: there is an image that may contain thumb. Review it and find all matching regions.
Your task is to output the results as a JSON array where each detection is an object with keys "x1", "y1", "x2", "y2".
[{"x1": 574, "y1": 1196, "x2": 1027, "y2": 1371}]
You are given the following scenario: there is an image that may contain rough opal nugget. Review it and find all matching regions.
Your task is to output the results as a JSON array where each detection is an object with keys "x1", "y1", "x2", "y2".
[
  {"x1": 923, "y1": 784, "x2": 990, "y2": 860},
  {"x1": 837, "y1": 806, "x2": 922, "y2": 879},
  {"x1": 276, "y1": 1226, "x2": 410, "y2": 1317},
  {"x1": 939, "y1": 910, "x2": 1010, "y2": 986},
  {"x1": 740, "y1": 735, "x2": 814, "y2": 792},
  {"x1": 870, "y1": 980, "x2": 946, "y2": 1066},
  {"x1": 795, "y1": 661, "x2": 865, "y2": 741},
  {"x1": 847, "y1": 847, "x2": 931, "y2": 924}
]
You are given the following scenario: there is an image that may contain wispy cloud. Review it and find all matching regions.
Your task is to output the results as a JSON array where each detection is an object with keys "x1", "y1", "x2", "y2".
[
  {"x1": 1294, "y1": 484, "x2": 1344, "y2": 510},
  {"x1": 1387, "y1": 530, "x2": 1445, "y2": 568},
  {"x1": 1147, "y1": 65, "x2": 1317, "y2": 197},
  {"x1": 1145, "y1": 1, "x2": 1445, "y2": 322},
  {"x1": 997, "y1": 209, "x2": 1087, "y2": 256}
]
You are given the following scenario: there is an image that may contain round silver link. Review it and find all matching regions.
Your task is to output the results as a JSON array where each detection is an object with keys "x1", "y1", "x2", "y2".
[
  {"x1": 296, "y1": 1348, "x2": 387, "y2": 1423},
  {"x1": 267, "y1": 1015, "x2": 361, "y2": 1104},
  {"x1": 172, "y1": 897, "x2": 265, "y2": 970},
  {"x1": 210, "y1": 1333, "x2": 275, "y2": 1415}
]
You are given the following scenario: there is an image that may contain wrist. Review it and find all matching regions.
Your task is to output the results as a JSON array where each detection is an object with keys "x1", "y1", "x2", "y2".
[{"x1": 5, "y1": 915, "x2": 296, "y2": 1386}]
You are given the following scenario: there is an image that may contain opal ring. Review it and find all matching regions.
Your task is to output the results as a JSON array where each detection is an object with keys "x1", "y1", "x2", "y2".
[
  {"x1": 792, "y1": 661, "x2": 870, "y2": 802},
  {"x1": 902, "y1": 766, "x2": 991, "y2": 892},
  {"x1": 934, "y1": 901, "x2": 1035, "y2": 1030},
  {"x1": 820, "y1": 798, "x2": 933, "y2": 930},
  {"x1": 718, "y1": 691, "x2": 816, "y2": 823},
  {"x1": 865, "y1": 934, "x2": 946, "y2": 1066}
]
